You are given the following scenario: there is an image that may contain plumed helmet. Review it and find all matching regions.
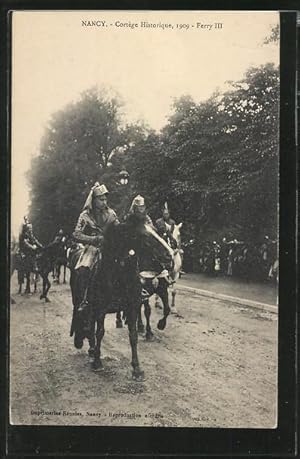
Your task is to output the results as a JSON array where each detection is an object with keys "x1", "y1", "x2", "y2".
[{"x1": 163, "y1": 202, "x2": 169, "y2": 212}]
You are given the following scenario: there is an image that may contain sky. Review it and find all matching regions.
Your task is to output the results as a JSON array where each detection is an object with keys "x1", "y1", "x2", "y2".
[{"x1": 11, "y1": 10, "x2": 279, "y2": 236}]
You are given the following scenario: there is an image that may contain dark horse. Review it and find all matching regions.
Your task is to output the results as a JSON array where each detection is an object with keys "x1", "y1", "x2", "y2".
[
  {"x1": 69, "y1": 218, "x2": 173, "y2": 380},
  {"x1": 117, "y1": 224, "x2": 179, "y2": 340},
  {"x1": 53, "y1": 237, "x2": 69, "y2": 284},
  {"x1": 36, "y1": 242, "x2": 68, "y2": 302},
  {"x1": 11, "y1": 250, "x2": 38, "y2": 295}
]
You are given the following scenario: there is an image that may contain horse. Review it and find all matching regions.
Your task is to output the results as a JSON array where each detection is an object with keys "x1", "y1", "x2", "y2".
[
  {"x1": 154, "y1": 223, "x2": 183, "y2": 310},
  {"x1": 35, "y1": 242, "x2": 69, "y2": 302},
  {"x1": 68, "y1": 218, "x2": 173, "y2": 379},
  {"x1": 132, "y1": 223, "x2": 182, "y2": 340},
  {"x1": 53, "y1": 236, "x2": 69, "y2": 284},
  {"x1": 11, "y1": 249, "x2": 39, "y2": 295},
  {"x1": 10, "y1": 245, "x2": 22, "y2": 303}
]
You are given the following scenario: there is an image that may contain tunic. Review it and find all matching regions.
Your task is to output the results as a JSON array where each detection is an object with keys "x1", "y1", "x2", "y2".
[{"x1": 73, "y1": 207, "x2": 119, "y2": 270}]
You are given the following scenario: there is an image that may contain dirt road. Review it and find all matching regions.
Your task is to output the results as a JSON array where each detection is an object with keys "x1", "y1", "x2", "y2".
[{"x1": 10, "y1": 274, "x2": 277, "y2": 428}]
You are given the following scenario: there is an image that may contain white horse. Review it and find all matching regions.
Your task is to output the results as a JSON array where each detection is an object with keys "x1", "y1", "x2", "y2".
[{"x1": 154, "y1": 223, "x2": 183, "y2": 312}]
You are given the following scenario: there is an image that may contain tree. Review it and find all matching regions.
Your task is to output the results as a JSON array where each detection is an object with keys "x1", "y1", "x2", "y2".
[
  {"x1": 156, "y1": 64, "x2": 279, "y2": 243},
  {"x1": 27, "y1": 88, "x2": 141, "y2": 241}
]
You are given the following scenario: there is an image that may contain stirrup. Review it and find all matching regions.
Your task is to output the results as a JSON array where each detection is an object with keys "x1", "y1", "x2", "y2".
[
  {"x1": 78, "y1": 299, "x2": 89, "y2": 313},
  {"x1": 141, "y1": 288, "x2": 151, "y2": 300}
]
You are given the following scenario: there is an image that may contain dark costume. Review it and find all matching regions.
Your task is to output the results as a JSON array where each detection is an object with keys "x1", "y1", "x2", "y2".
[
  {"x1": 155, "y1": 217, "x2": 177, "y2": 249},
  {"x1": 18, "y1": 221, "x2": 43, "y2": 272},
  {"x1": 126, "y1": 195, "x2": 174, "y2": 290}
]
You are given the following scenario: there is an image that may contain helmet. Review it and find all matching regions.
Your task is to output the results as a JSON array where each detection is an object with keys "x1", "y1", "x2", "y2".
[{"x1": 93, "y1": 183, "x2": 109, "y2": 197}]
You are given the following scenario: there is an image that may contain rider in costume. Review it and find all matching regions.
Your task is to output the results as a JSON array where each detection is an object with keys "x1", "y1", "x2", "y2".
[
  {"x1": 126, "y1": 195, "x2": 174, "y2": 288},
  {"x1": 18, "y1": 217, "x2": 44, "y2": 282},
  {"x1": 126, "y1": 194, "x2": 154, "y2": 227},
  {"x1": 72, "y1": 182, "x2": 119, "y2": 311},
  {"x1": 18, "y1": 216, "x2": 43, "y2": 259},
  {"x1": 50, "y1": 228, "x2": 65, "y2": 246},
  {"x1": 155, "y1": 202, "x2": 177, "y2": 249}
]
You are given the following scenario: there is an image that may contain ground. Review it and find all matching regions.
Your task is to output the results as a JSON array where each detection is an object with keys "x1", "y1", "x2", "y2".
[{"x1": 10, "y1": 273, "x2": 277, "y2": 428}]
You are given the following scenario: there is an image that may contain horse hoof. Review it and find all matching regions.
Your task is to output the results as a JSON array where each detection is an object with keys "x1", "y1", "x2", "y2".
[
  {"x1": 88, "y1": 348, "x2": 95, "y2": 362},
  {"x1": 137, "y1": 325, "x2": 145, "y2": 334},
  {"x1": 74, "y1": 335, "x2": 84, "y2": 349},
  {"x1": 157, "y1": 318, "x2": 166, "y2": 330},
  {"x1": 45, "y1": 297, "x2": 51, "y2": 303},
  {"x1": 116, "y1": 320, "x2": 123, "y2": 329},
  {"x1": 92, "y1": 359, "x2": 103, "y2": 372},
  {"x1": 132, "y1": 369, "x2": 145, "y2": 381},
  {"x1": 145, "y1": 332, "x2": 154, "y2": 341},
  {"x1": 170, "y1": 307, "x2": 178, "y2": 315},
  {"x1": 40, "y1": 294, "x2": 44, "y2": 300}
]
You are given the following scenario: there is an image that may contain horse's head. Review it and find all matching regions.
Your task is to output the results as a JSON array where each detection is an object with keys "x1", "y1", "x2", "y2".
[
  {"x1": 140, "y1": 224, "x2": 174, "y2": 271},
  {"x1": 103, "y1": 222, "x2": 173, "y2": 273}
]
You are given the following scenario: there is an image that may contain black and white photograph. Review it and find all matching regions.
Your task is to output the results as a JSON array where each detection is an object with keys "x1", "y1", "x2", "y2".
[{"x1": 10, "y1": 10, "x2": 280, "y2": 428}]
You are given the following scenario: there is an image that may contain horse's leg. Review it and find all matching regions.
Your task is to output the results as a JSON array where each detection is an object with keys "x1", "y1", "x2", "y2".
[
  {"x1": 157, "y1": 282, "x2": 170, "y2": 330},
  {"x1": 154, "y1": 293, "x2": 162, "y2": 309},
  {"x1": 17, "y1": 270, "x2": 23, "y2": 294},
  {"x1": 40, "y1": 272, "x2": 45, "y2": 299},
  {"x1": 25, "y1": 272, "x2": 31, "y2": 293},
  {"x1": 144, "y1": 300, "x2": 154, "y2": 340},
  {"x1": 92, "y1": 314, "x2": 105, "y2": 371},
  {"x1": 57, "y1": 265, "x2": 61, "y2": 284},
  {"x1": 170, "y1": 285, "x2": 178, "y2": 313},
  {"x1": 63, "y1": 264, "x2": 67, "y2": 284},
  {"x1": 88, "y1": 319, "x2": 96, "y2": 360},
  {"x1": 116, "y1": 311, "x2": 123, "y2": 328},
  {"x1": 44, "y1": 274, "x2": 51, "y2": 302},
  {"x1": 33, "y1": 272, "x2": 38, "y2": 293},
  {"x1": 137, "y1": 303, "x2": 145, "y2": 334},
  {"x1": 40, "y1": 272, "x2": 50, "y2": 302},
  {"x1": 127, "y1": 307, "x2": 144, "y2": 380}
]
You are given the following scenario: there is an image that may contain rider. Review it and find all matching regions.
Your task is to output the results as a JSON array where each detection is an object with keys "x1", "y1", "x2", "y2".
[
  {"x1": 72, "y1": 182, "x2": 119, "y2": 311},
  {"x1": 155, "y1": 202, "x2": 177, "y2": 249},
  {"x1": 50, "y1": 228, "x2": 65, "y2": 246},
  {"x1": 126, "y1": 194, "x2": 154, "y2": 227},
  {"x1": 126, "y1": 195, "x2": 174, "y2": 288},
  {"x1": 18, "y1": 216, "x2": 43, "y2": 260}
]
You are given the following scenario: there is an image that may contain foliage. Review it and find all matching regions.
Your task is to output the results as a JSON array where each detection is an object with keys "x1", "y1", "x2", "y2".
[
  {"x1": 27, "y1": 64, "x2": 279, "y2": 248},
  {"x1": 263, "y1": 24, "x2": 280, "y2": 44},
  {"x1": 27, "y1": 88, "x2": 145, "y2": 241}
]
